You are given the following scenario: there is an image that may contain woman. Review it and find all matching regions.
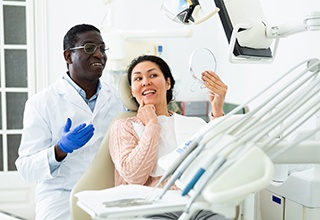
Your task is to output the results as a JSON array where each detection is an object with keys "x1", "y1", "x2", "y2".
[{"x1": 109, "y1": 55, "x2": 229, "y2": 219}]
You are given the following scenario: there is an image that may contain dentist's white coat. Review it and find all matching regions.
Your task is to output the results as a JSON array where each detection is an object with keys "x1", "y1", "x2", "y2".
[{"x1": 15, "y1": 74, "x2": 125, "y2": 220}]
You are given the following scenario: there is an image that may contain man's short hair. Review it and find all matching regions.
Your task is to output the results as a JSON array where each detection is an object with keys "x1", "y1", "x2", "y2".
[{"x1": 63, "y1": 24, "x2": 100, "y2": 51}]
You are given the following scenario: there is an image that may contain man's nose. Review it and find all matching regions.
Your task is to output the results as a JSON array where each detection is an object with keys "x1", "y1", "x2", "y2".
[{"x1": 93, "y1": 48, "x2": 106, "y2": 58}]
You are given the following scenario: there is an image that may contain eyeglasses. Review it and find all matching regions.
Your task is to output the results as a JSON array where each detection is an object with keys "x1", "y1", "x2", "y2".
[{"x1": 68, "y1": 43, "x2": 109, "y2": 55}]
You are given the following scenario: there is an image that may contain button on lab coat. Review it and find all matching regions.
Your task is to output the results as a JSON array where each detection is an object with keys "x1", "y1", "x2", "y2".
[{"x1": 15, "y1": 74, "x2": 125, "y2": 220}]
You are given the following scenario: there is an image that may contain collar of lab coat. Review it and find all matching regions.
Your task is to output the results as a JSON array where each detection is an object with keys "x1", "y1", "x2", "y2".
[{"x1": 54, "y1": 75, "x2": 113, "y2": 114}]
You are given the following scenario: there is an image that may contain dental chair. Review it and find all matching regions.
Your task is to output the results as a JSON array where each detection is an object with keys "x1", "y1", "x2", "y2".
[
  {"x1": 70, "y1": 74, "x2": 138, "y2": 220},
  {"x1": 70, "y1": 74, "x2": 249, "y2": 220}
]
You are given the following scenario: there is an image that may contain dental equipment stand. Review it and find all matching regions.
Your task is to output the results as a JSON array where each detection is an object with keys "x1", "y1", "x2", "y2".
[
  {"x1": 257, "y1": 140, "x2": 320, "y2": 220},
  {"x1": 256, "y1": 76, "x2": 320, "y2": 220},
  {"x1": 259, "y1": 167, "x2": 320, "y2": 220}
]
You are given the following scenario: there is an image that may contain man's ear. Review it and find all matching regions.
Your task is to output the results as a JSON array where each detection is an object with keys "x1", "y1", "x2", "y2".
[{"x1": 63, "y1": 50, "x2": 72, "y2": 64}]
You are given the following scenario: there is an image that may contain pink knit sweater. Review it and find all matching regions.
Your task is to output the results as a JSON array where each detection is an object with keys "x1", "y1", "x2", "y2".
[{"x1": 108, "y1": 116, "x2": 179, "y2": 190}]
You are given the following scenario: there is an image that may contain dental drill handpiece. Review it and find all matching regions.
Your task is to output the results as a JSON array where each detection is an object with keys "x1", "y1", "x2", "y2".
[
  {"x1": 145, "y1": 136, "x2": 201, "y2": 202},
  {"x1": 181, "y1": 153, "x2": 218, "y2": 197},
  {"x1": 183, "y1": 156, "x2": 227, "y2": 214},
  {"x1": 157, "y1": 139, "x2": 207, "y2": 200},
  {"x1": 155, "y1": 118, "x2": 226, "y2": 200},
  {"x1": 154, "y1": 135, "x2": 203, "y2": 191},
  {"x1": 181, "y1": 134, "x2": 235, "y2": 196},
  {"x1": 182, "y1": 143, "x2": 240, "y2": 214}
]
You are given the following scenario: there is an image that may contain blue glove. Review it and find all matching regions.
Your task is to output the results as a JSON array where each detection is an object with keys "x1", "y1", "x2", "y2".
[{"x1": 58, "y1": 118, "x2": 95, "y2": 153}]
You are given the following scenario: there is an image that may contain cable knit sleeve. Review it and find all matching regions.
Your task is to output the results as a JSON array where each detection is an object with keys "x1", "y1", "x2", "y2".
[{"x1": 109, "y1": 117, "x2": 161, "y2": 185}]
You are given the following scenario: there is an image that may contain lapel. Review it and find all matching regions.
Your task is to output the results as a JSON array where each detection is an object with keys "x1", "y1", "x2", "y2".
[
  {"x1": 93, "y1": 85, "x2": 112, "y2": 116},
  {"x1": 55, "y1": 77, "x2": 92, "y2": 113}
]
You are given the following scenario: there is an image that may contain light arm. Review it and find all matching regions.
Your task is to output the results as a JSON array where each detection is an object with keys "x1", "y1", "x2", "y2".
[{"x1": 266, "y1": 11, "x2": 320, "y2": 38}]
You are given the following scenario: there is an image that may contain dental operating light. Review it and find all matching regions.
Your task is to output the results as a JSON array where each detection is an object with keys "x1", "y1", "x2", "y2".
[
  {"x1": 161, "y1": 0, "x2": 320, "y2": 63},
  {"x1": 161, "y1": 0, "x2": 220, "y2": 25}
]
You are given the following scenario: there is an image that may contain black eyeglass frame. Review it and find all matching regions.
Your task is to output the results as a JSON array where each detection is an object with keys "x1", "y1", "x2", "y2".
[{"x1": 68, "y1": 43, "x2": 109, "y2": 55}]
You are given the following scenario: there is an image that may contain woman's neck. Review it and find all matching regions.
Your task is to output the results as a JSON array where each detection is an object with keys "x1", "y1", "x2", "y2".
[{"x1": 155, "y1": 106, "x2": 170, "y2": 116}]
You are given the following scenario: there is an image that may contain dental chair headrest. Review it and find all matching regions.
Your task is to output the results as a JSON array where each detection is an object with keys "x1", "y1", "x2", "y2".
[{"x1": 118, "y1": 74, "x2": 138, "y2": 112}]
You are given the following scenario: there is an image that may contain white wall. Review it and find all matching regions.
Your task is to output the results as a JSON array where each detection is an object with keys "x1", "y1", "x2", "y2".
[{"x1": 47, "y1": 0, "x2": 320, "y2": 129}]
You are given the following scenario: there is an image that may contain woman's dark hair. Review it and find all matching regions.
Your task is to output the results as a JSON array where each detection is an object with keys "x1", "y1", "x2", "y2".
[
  {"x1": 127, "y1": 55, "x2": 176, "y2": 105},
  {"x1": 63, "y1": 24, "x2": 100, "y2": 51}
]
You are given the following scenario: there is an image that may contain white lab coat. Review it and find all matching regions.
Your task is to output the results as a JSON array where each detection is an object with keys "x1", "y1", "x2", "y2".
[{"x1": 15, "y1": 74, "x2": 125, "y2": 220}]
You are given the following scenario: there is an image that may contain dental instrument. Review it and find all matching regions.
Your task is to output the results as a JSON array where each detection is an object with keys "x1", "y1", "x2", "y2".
[
  {"x1": 157, "y1": 140, "x2": 207, "y2": 200},
  {"x1": 154, "y1": 135, "x2": 203, "y2": 190},
  {"x1": 156, "y1": 118, "x2": 238, "y2": 199},
  {"x1": 180, "y1": 133, "x2": 236, "y2": 196}
]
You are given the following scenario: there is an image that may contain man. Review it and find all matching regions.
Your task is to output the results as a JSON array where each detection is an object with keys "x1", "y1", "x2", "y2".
[{"x1": 15, "y1": 24, "x2": 125, "y2": 220}]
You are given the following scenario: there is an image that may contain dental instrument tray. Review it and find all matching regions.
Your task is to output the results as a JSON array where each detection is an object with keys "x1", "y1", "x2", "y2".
[{"x1": 75, "y1": 184, "x2": 189, "y2": 219}]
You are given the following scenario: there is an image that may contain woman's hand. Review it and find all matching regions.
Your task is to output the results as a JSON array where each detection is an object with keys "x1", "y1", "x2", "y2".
[
  {"x1": 136, "y1": 99, "x2": 158, "y2": 125},
  {"x1": 201, "y1": 71, "x2": 228, "y2": 117}
]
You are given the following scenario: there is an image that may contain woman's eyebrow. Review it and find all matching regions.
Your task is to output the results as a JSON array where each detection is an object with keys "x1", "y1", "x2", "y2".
[
  {"x1": 132, "y1": 71, "x2": 141, "y2": 75},
  {"x1": 133, "y1": 68, "x2": 157, "y2": 75},
  {"x1": 147, "y1": 68, "x2": 157, "y2": 72}
]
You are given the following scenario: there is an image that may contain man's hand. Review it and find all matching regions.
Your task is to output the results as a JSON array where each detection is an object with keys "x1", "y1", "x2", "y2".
[{"x1": 57, "y1": 118, "x2": 95, "y2": 153}]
